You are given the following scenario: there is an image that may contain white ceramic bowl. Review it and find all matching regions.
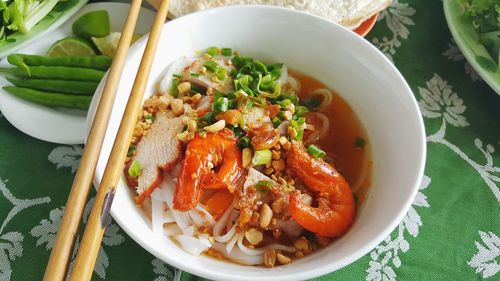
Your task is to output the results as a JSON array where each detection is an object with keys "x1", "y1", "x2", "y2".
[{"x1": 88, "y1": 5, "x2": 426, "y2": 281}]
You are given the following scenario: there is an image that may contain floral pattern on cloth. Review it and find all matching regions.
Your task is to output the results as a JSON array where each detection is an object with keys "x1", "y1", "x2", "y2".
[{"x1": 0, "y1": 0, "x2": 498, "y2": 280}]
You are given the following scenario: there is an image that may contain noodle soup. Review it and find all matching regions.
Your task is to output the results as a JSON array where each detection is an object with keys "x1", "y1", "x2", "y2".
[{"x1": 124, "y1": 48, "x2": 371, "y2": 267}]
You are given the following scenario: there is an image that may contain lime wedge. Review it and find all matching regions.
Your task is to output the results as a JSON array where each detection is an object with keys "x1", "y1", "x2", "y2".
[
  {"x1": 72, "y1": 10, "x2": 110, "y2": 39},
  {"x1": 47, "y1": 37, "x2": 97, "y2": 57},
  {"x1": 92, "y1": 32, "x2": 141, "y2": 57}
]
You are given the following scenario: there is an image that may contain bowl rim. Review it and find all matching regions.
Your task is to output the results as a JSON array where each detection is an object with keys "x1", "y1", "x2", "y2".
[{"x1": 93, "y1": 5, "x2": 427, "y2": 280}]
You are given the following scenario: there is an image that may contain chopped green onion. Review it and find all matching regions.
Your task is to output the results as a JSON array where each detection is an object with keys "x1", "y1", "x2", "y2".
[
  {"x1": 256, "y1": 180, "x2": 273, "y2": 192},
  {"x1": 128, "y1": 160, "x2": 142, "y2": 178},
  {"x1": 259, "y1": 74, "x2": 274, "y2": 91},
  {"x1": 213, "y1": 97, "x2": 229, "y2": 112},
  {"x1": 291, "y1": 117, "x2": 305, "y2": 127},
  {"x1": 252, "y1": 149, "x2": 272, "y2": 166},
  {"x1": 191, "y1": 84, "x2": 205, "y2": 94},
  {"x1": 221, "y1": 48, "x2": 232, "y2": 56},
  {"x1": 200, "y1": 111, "x2": 217, "y2": 124},
  {"x1": 204, "y1": 61, "x2": 220, "y2": 72},
  {"x1": 238, "y1": 75, "x2": 252, "y2": 87},
  {"x1": 190, "y1": 72, "x2": 201, "y2": 77},
  {"x1": 277, "y1": 94, "x2": 298, "y2": 105},
  {"x1": 307, "y1": 144, "x2": 326, "y2": 159},
  {"x1": 206, "y1": 46, "x2": 219, "y2": 56},
  {"x1": 144, "y1": 112, "x2": 154, "y2": 124},
  {"x1": 170, "y1": 78, "x2": 179, "y2": 97},
  {"x1": 278, "y1": 99, "x2": 292, "y2": 108},
  {"x1": 295, "y1": 129, "x2": 304, "y2": 141},
  {"x1": 173, "y1": 73, "x2": 182, "y2": 79},
  {"x1": 216, "y1": 67, "x2": 227, "y2": 80},
  {"x1": 272, "y1": 116, "x2": 282, "y2": 127},
  {"x1": 355, "y1": 137, "x2": 366, "y2": 148},
  {"x1": 232, "y1": 126, "x2": 245, "y2": 138},
  {"x1": 295, "y1": 106, "x2": 309, "y2": 117},
  {"x1": 238, "y1": 136, "x2": 252, "y2": 149},
  {"x1": 127, "y1": 145, "x2": 136, "y2": 157}
]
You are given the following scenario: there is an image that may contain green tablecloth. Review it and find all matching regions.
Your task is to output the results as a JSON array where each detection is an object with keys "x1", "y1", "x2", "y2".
[{"x1": 1, "y1": 0, "x2": 499, "y2": 280}]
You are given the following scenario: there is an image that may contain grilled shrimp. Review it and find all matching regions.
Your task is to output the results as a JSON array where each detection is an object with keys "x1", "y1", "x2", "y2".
[
  {"x1": 287, "y1": 141, "x2": 355, "y2": 237},
  {"x1": 173, "y1": 129, "x2": 242, "y2": 211}
]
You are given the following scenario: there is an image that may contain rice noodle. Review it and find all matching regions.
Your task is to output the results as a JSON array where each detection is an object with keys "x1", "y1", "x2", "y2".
[
  {"x1": 226, "y1": 231, "x2": 241, "y2": 253},
  {"x1": 157, "y1": 176, "x2": 193, "y2": 231},
  {"x1": 213, "y1": 242, "x2": 263, "y2": 265},
  {"x1": 237, "y1": 232, "x2": 297, "y2": 256},
  {"x1": 286, "y1": 76, "x2": 301, "y2": 93},
  {"x1": 237, "y1": 234, "x2": 265, "y2": 256},
  {"x1": 163, "y1": 210, "x2": 175, "y2": 223},
  {"x1": 158, "y1": 57, "x2": 194, "y2": 95},
  {"x1": 150, "y1": 189, "x2": 165, "y2": 235},
  {"x1": 226, "y1": 209, "x2": 239, "y2": 231},
  {"x1": 188, "y1": 205, "x2": 216, "y2": 228},
  {"x1": 278, "y1": 64, "x2": 288, "y2": 85},
  {"x1": 267, "y1": 244, "x2": 297, "y2": 253},
  {"x1": 313, "y1": 88, "x2": 334, "y2": 110},
  {"x1": 182, "y1": 225, "x2": 196, "y2": 236},
  {"x1": 163, "y1": 223, "x2": 183, "y2": 235},
  {"x1": 213, "y1": 206, "x2": 238, "y2": 243},
  {"x1": 305, "y1": 112, "x2": 330, "y2": 143},
  {"x1": 173, "y1": 235, "x2": 212, "y2": 256}
]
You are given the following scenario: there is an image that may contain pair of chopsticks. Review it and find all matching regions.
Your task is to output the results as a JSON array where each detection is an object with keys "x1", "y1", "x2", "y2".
[{"x1": 43, "y1": 0, "x2": 171, "y2": 280}]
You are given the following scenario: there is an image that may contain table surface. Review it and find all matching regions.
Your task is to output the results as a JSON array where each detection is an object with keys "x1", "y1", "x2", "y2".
[{"x1": 1, "y1": 0, "x2": 499, "y2": 280}]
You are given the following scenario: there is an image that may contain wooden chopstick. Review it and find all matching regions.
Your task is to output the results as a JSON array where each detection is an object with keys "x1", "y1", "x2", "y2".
[
  {"x1": 43, "y1": 1, "x2": 144, "y2": 280},
  {"x1": 68, "y1": 0, "x2": 171, "y2": 280}
]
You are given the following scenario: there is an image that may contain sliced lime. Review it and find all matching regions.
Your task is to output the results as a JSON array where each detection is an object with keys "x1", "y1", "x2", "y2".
[
  {"x1": 47, "y1": 37, "x2": 97, "y2": 57},
  {"x1": 72, "y1": 10, "x2": 110, "y2": 39},
  {"x1": 92, "y1": 32, "x2": 141, "y2": 57}
]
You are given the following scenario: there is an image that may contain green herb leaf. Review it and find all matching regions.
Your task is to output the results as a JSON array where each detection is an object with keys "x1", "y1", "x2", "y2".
[{"x1": 355, "y1": 137, "x2": 366, "y2": 148}]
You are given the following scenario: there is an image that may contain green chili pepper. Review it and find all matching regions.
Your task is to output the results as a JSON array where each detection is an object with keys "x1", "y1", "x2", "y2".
[
  {"x1": 3, "y1": 86, "x2": 92, "y2": 109},
  {"x1": 6, "y1": 77, "x2": 98, "y2": 96},
  {"x1": 0, "y1": 66, "x2": 105, "y2": 82}
]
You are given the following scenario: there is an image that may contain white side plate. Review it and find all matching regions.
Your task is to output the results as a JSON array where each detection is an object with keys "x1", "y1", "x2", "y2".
[{"x1": 0, "y1": 2, "x2": 156, "y2": 144}]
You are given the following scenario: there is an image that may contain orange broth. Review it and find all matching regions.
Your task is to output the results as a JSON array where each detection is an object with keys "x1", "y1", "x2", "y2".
[{"x1": 292, "y1": 70, "x2": 372, "y2": 204}]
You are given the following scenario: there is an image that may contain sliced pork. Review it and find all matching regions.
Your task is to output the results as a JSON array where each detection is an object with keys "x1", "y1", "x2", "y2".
[{"x1": 134, "y1": 111, "x2": 184, "y2": 204}]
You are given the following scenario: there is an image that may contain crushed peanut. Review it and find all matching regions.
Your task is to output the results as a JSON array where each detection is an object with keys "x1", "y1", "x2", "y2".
[
  {"x1": 271, "y1": 150, "x2": 281, "y2": 160},
  {"x1": 187, "y1": 119, "x2": 197, "y2": 132},
  {"x1": 272, "y1": 159, "x2": 286, "y2": 171},
  {"x1": 171, "y1": 99, "x2": 184, "y2": 116},
  {"x1": 277, "y1": 253, "x2": 292, "y2": 265},
  {"x1": 244, "y1": 228, "x2": 263, "y2": 245},
  {"x1": 264, "y1": 167, "x2": 274, "y2": 175},
  {"x1": 259, "y1": 203, "x2": 273, "y2": 228},
  {"x1": 264, "y1": 249, "x2": 276, "y2": 268},
  {"x1": 177, "y1": 81, "x2": 191, "y2": 94},
  {"x1": 242, "y1": 148, "x2": 252, "y2": 168},
  {"x1": 294, "y1": 237, "x2": 310, "y2": 252},
  {"x1": 271, "y1": 197, "x2": 285, "y2": 214}
]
